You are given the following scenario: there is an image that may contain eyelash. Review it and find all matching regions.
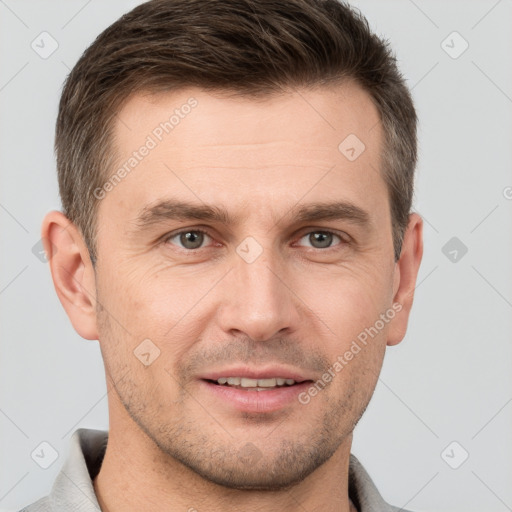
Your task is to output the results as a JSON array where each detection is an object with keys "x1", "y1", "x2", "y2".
[{"x1": 163, "y1": 228, "x2": 350, "y2": 252}]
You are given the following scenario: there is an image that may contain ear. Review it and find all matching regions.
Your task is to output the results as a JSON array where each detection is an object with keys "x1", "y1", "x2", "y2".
[
  {"x1": 41, "y1": 210, "x2": 99, "y2": 340},
  {"x1": 387, "y1": 212, "x2": 423, "y2": 346}
]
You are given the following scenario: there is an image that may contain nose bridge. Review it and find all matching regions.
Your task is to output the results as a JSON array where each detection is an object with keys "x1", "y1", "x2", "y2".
[
  {"x1": 239, "y1": 245, "x2": 281, "y2": 307},
  {"x1": 219, "y1": 236, "x2": 298, "y2": 341}
]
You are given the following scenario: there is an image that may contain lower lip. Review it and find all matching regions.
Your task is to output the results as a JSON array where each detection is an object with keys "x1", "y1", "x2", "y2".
[{"x1": 199, "y1": 380, "x2": 312, "y2": 413}]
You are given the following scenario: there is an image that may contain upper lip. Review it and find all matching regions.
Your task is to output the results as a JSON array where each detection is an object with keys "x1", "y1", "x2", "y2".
[{"x1": 200, "y1": 366, "x2": 314, "y2": 383}]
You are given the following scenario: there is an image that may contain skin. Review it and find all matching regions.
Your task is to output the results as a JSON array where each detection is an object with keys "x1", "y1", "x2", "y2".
[{"x1": 43, "y1": 82, "x2": 423, "y2": 512}]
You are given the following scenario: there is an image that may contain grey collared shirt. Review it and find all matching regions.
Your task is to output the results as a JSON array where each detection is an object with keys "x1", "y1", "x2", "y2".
[{"x1": 19, "y1": 428, "x2": 412, "y2": 512}]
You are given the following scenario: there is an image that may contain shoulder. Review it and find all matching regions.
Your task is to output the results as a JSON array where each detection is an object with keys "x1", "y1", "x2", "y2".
[
  {"x1": 16, "y1": 428, "x2": 108, "y2": 512},
  {"x1": 349, "y1": 453, "x2": 416, "y2": 512}
]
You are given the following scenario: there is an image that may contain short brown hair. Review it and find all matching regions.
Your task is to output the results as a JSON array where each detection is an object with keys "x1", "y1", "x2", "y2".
[{"x1": 56, "y1": 0, "x2": 417, "y2": 265}]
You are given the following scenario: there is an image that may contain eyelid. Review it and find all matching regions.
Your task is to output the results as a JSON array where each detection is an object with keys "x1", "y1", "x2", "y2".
[
  {"x1": 162, "y1": 227, "x2": 211, "y2": 243},
  {"x1": 293, "y1": 228, "x2": 351, "y2": 249},
  {"x1": 163, "y1": 226, "x2": 351, "y2": 251}
]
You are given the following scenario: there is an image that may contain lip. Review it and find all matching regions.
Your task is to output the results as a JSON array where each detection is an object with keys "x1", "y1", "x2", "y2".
[
  {"x1": 199, "y1": 379, "x2": 313, "y2": 413},
  {"x1": 199, "y1": 365, "x2": 313, "y2": 383}
]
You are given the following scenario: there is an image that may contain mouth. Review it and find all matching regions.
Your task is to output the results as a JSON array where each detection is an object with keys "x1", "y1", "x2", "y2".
[
  {"x1": 199, "y1": 377, "x2": 314, "y2": 413},
  {"x1": 203, "y1": 376, "x2": 309, "y2": 391}
]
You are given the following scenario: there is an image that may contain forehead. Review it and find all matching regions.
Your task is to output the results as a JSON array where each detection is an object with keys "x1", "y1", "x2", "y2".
[
  {"x1": 113, "y1": 82, "x2": 380, "y2": 155},
  {"x1": 100, "y1": 83, "x2": 385, "y2": 228}
]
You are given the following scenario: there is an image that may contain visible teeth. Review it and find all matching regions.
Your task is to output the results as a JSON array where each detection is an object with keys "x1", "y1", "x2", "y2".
[
  {"x1": 241, "y1": 378, "x2": 258, "y2": 387},
  {"x1": 256, "y1": 378, "x2": 278, "y2": 387},
  {"x1": 215, "y1": 377, "x2": 297, "y2": 387}
]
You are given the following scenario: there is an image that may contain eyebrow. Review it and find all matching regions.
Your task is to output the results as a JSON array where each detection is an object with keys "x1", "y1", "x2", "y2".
[{"x1": 132, "y1": 198, "x2": 371, "y2": 232}]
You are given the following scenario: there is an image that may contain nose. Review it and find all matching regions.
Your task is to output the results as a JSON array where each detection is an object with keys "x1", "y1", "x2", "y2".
[{"x1": 216, "y1": 244, "x2": 302, "y2": 342}]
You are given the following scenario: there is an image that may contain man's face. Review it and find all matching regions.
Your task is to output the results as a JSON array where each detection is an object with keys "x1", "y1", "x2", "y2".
[{"x1": 94, "y1": 83, "x2": 398, "y2": 489}]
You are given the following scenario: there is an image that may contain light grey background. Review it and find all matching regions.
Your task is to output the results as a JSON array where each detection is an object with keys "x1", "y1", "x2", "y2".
[{"x1": 1, "y1": 1, "x2": 511, "y2": 511}]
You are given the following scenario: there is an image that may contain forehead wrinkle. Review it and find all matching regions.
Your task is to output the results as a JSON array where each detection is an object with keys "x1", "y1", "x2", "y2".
[{"x1": 157, "y1": 146, "x2": 339, "y2": 173}]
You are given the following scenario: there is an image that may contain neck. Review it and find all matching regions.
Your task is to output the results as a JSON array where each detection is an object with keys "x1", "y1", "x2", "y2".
[{"x1": 94, "y1": 397, "x2": 358, "y2": 512}]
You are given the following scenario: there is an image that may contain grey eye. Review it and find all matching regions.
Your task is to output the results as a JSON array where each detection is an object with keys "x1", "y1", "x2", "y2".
[
  {"x1": 168, "y1": 230, "x2": 210, "y2": 250},
  {"x1": 299, "y1": 231, "x2": 342, "y2": 249}
]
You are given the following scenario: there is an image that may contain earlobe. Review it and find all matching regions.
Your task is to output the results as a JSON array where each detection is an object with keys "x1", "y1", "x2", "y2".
[
  {"x1": 41, "y1": 210, "x2": 99, "y2": 340},
  {"x1": 387, "y1": 212, "x2": 424, "y2": 346}
]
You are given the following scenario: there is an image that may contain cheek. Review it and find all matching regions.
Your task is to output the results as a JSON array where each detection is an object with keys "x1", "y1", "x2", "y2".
[
  {"x1": 100, "y1": 261, "x2": 179, "y2": 324},
  {"x1": 99, "y1": 267, "x2": 213, "y2": 368},
  {"x1": 296, "y1": 265, "x2": 393, "y2": 389},
  {"x1": 302, "y1": 267, "x2": 391, "y2": 334}
]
